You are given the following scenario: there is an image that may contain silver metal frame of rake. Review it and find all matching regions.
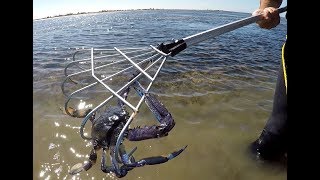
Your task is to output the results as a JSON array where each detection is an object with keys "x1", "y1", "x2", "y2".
[
  {"x1": 62, "y1": 6, "x2": 286, "y2": 170},
  {"x1": 62, "y1": 46, "x2": 170, "y2": 170},
  {"x1": 62, "y1": 46, "x2": 170, "y2": 139}
]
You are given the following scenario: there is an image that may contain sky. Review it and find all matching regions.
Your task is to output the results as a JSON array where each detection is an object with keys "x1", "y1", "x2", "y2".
[{"x1": 33, "y1": 0, "x2": 287, "y2": 19}]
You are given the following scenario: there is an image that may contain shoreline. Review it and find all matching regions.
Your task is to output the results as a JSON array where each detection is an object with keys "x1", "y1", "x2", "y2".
[
  {"x1": 33, "y1": 8, "x2": 244, "y2": 21},
  {"x1": 34, "y1": 8, "x2": 156, "y2": 20}
]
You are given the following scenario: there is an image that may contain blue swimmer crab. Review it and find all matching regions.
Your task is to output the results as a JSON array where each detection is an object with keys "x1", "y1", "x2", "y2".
[{"x1": 68, "y1": 81, "x2": 187, "y2": 178}]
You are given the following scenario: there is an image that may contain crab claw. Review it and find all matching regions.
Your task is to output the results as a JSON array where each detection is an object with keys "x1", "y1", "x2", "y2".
[
  {"x1": 69, "y1": 163, "x2": 85, "y2": 175},
  {"x1": 167, "y1": 145, "x2": 187, "y2": 160},
  {"x1": 69, "y1": 149, "x2": 97, "y2": 175},
  {"x1": 126, "y1": 145, "x2": 187, "y2": 167}
]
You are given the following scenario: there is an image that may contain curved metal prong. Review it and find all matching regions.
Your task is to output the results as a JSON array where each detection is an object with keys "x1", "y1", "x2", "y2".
[
  {"x1": 128, "y1": 146, "x2": 138, "y2": 158},
  {"x1": 113, "y1": 112, "x2": 137, "y2": 163},
  {"x1": 64, "y1": 48, "x2": 156, "y2": 85},
  {"x1": 80, "y1": 54, "x2": 165, "y2": 140}
]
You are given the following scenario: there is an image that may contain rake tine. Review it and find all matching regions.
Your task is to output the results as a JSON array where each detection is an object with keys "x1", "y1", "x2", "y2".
[
  {"x1": 79, "y1": 50, "x2": 166, "y2": 140},
  {"x1": 134, "y1": 55, "x2": 167, "y2": 110},
  {"x1": 65, "y1": 49, "x2": 151, "y2": 79},
  {"x1": 113, "y1": 54, "x2": 168, "y2": 162},
  {"x1": 115, "y1": 47, "x2": 154, "y2": 81},
  {"x1": 62, "y1": 51, "x2": 162, "y2": 101},
  {"x1": 63, "y1": 48, "x2": 156, "y2": 86},
  {"x1": 62, "y1": 49, "x2": 159, "y2": 97}
]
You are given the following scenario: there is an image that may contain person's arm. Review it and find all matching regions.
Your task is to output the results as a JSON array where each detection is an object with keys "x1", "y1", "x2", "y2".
[{"x1": 252, "y1": 0, "x2": 283, "y2": 29}]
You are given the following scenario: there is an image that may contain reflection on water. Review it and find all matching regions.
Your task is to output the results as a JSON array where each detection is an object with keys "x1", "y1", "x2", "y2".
[
  {"x1": 33, "y1": 81, "x2": 286, "y2": 180},
  {"x1": 33, "y1": 9, "x2": 286, "y2": 180}
]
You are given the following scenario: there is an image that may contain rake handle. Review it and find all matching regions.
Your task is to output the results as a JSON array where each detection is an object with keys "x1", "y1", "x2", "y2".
[
  {"x1": 184, "y1": 6, "x2": 287, "y2": 46},
  {"x1": 159, "y1": 6, "x2": 287, "y2": 56}
]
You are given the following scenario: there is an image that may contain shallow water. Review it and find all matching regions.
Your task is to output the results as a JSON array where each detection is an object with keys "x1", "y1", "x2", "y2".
[{"x1": 33, "y1": 9, "x2": 287, "y2": 180}]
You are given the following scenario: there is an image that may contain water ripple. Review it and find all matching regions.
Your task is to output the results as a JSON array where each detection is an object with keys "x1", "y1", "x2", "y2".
[{"x1": 34, "y1": 9, "x2": 287, "y2": 180}]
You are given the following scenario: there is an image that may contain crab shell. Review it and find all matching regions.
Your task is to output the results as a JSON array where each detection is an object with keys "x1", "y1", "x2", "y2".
[{"x1": 91, "y1": 106, "x2": 130, "y2": 147}]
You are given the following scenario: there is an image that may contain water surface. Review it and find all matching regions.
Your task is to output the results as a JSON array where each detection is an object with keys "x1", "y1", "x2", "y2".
[{"x1": 33, "y1": 9, "x2": 287, "y2": 180}]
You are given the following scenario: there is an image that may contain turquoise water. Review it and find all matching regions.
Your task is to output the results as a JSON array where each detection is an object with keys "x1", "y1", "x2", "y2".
[{"x1": 33, "y1": 9, "x2": 287, "y2": 180}]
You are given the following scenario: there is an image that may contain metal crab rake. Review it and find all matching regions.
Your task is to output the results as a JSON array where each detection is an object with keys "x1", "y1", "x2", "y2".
[
  {"x1": 61, "y1": 6, "x2": 286, "y2": 174},
  {"x1": 62, "y1": 45, "x2": 170, "y2": 134},
  {"x1": 61, "y1": 45, "x2": 170, "y2": 174}
]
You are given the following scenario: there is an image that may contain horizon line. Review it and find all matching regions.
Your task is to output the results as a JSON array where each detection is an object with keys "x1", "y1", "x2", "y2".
[{"x1": 33, "y1": 8, "x2": 252, "y2": 20}]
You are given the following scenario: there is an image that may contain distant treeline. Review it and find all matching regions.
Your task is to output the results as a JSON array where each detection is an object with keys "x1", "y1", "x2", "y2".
[{"x1": 40, "y1": 8, "x2": 159, "y2": 20}]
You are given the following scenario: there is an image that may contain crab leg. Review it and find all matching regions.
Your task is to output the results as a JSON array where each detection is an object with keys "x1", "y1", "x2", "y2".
[
  {"x1": 100, "y1": 147, "x2": 134, "y2": 178},
  {"x1": 69, "y1": 148, "x2": 98, "y2": 175},
  {"x1": 122, "y1": 82, "x2": 187, "y2": 168},
  {"x1": 126, "y1": 82, "x2": 175, "y2": 141},
  {"x1": 133, "y1": 81, "x2": 170, "y2": 123},
  {"x1": 101, "y1": 148, "x2": 123, "y2": 176},
  {"x1": 101, "y1": 148, "x2": 114, "y2": 173},
  {"x1": 118, "y1": 144, "x2": 136, "y2": 165}
]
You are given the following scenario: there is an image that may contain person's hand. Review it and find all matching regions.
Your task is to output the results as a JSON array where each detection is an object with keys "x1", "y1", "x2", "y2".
[{"x1": 252, "y1": 7, "x2": 280, "y2": 29}]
